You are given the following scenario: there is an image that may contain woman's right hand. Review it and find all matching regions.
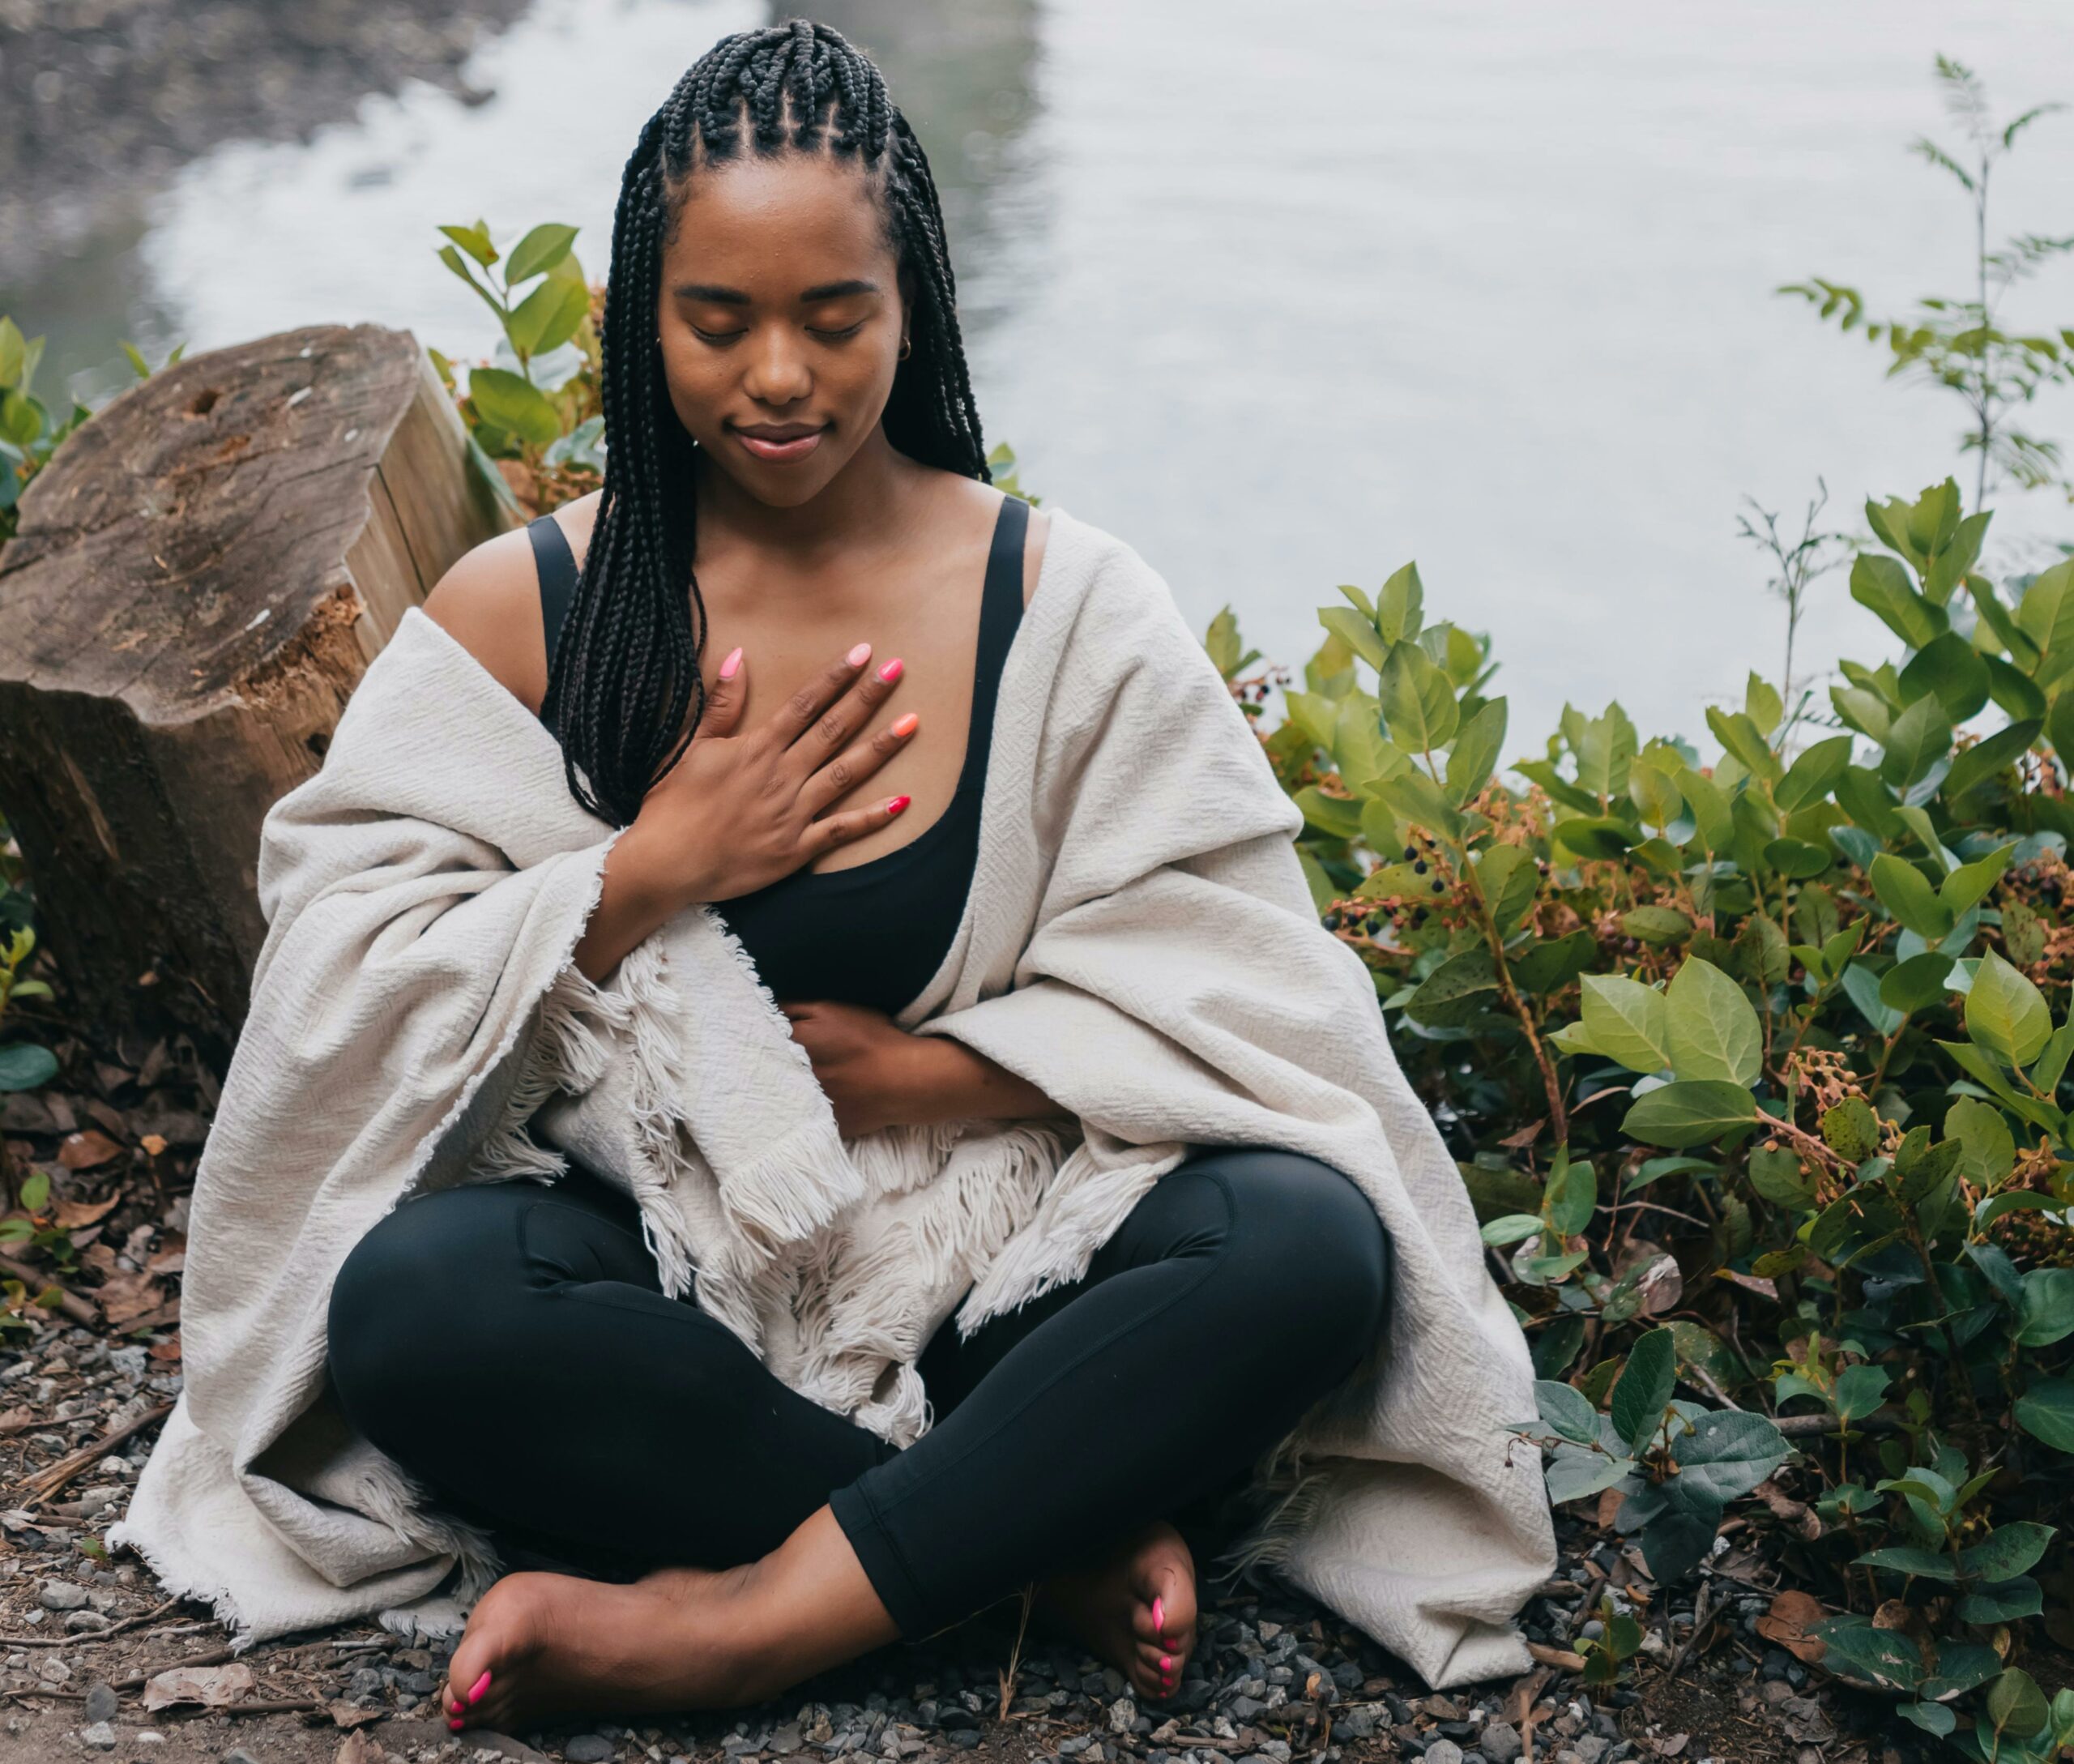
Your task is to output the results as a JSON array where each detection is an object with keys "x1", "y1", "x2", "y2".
[{"x1": 625, "y1": 639, "x2": 917, "y2": 909}]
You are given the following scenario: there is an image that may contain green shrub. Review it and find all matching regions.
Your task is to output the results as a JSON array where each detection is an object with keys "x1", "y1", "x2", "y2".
[{"x1": 1211, "y1": 474, "x2": 2072, "y2": 1753}]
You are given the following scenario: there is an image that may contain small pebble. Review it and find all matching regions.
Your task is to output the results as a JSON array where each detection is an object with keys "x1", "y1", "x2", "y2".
[
  {"x1": 566, "y1": 1737, "x2": 616, "y2": 1763},
  {"x1": 37, "y1": 1581, "x2": 88, "y2": 1612},
  {"x1": 77, "y1": 1719, "x2": 115, "y2": 1751}
]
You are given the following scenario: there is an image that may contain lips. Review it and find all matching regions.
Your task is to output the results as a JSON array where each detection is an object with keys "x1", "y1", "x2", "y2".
[{"x1": 730, "y1": 422, "x2": 827, "y2": 464}]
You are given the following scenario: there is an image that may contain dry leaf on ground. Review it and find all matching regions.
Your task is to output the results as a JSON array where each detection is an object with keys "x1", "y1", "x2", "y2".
[
  {"x1": 56, "y1": 1130, "x2": 122, "y2": 1170},
  {"x1": 140, "y1": 1661, "x2": 258, "y2": 1711},
  {"x1": 1754, "y1": 1590, "x2": 1829, "y2": 1664}
]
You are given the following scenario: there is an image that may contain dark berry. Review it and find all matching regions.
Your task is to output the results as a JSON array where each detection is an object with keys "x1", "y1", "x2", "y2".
[
  {"x1": 1322, "y1": 912, "x2": 1342, "y2": 930},
  {"x1": 1403, "y1": 846, "x2": 1418, "y2": 861},
  {"x1": 1431, "y1": 880, "x2": 1445, "y2": 894},
  {"x1": 1414, "y1": 861, "x2": 1428, "y2": 874}
]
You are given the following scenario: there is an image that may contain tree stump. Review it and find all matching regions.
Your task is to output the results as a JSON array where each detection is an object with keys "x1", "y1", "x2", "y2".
[{"x1": 0, "y1": 322, "x2": 511, "y2": 1059}]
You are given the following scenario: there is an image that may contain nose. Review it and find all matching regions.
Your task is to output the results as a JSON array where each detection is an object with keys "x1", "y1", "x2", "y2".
[{"x1": 741, "y1": 324, "x2": 813, "y2": 408}]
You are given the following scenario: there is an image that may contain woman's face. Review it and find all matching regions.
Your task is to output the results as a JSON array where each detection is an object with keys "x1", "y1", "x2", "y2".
[{"x1": 655, "y1": 149, "x2": 911, "y2": 509}]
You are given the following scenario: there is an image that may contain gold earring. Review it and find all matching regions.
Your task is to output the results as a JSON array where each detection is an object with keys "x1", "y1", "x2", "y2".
[{"x1": 898, "y1": 335, "x2": 911, "y2": 360}]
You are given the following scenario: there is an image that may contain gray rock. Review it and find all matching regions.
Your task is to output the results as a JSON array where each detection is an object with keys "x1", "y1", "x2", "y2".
[
  {"x1": 1481, "y1": 1722, "x2": 1524, "y2": 1763},
  {"x1": 82, "y1": 1682, "x2": 118, "y2": 1723},
  {"x1": 1425, "y1": 1744, "x2": 1465, "y2": 1764},
  {"x1": 78, "y1": 1721, "x2": 116, "y2": 1751},
  {"x1": 63, "y1": 1610, "x2": 110, "y2": 1634},
  {"x1": 37, "y1": 1581, "x2": 87, "y2": 1612},
  {"x1": 224, "y1": 1750, "x2": 268, "y2": 1764},
  {"x1": 565, "y1": 1737, "x2": 616, "y2": 1763}
]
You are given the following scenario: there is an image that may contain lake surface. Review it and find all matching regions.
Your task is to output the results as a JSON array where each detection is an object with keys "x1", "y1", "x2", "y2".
[{"x1": 8, "y1": 0, "x2": 2073, "y2": 746}]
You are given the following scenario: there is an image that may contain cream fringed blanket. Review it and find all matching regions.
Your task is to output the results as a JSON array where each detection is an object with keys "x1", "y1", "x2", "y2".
[{"x1": 112, "y1": 505, "x2": 1555, "y2": 1689}]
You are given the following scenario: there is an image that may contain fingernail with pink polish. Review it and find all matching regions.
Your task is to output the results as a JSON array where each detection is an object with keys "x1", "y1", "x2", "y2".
[
  {"x1": 877, "y1": 656, "x2": 903, "y2": 683},
  {"x1": 847, "y1": 641, "x2": 872, "y2": 667},
  {"x1": 719, "y1": 645, "x2": 743, "y2": 680}
]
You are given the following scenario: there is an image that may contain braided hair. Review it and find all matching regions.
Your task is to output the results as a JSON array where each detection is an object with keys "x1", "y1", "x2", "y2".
[{"x1": 542, "y1": 18, "x2": 992, "y2": 826}]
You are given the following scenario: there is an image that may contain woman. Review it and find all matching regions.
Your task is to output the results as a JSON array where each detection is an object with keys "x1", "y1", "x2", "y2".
[{"x1": 113, "y1": 17, "x2": 1551, "y2": 1740}]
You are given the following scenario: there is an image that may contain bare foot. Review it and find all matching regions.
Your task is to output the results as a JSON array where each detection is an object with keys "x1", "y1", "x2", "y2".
[
  {"x1": 1038, "y1": 1520, "x2": 1198, "y2": 1703},
  {"x1": 441, "y1": 1506, "x2": 899, "y2": 1735},
  {"x1": 438, "y1": 1563, "x2": 780, "y2": 1733}
]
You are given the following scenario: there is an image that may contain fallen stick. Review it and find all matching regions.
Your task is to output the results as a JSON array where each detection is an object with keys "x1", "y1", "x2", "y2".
[
  {"x1": 1524, "y1": 1642, "x2": 1586, "y2": 1673},
  {"x1": 0, "y1": 1254, "x2": 97, "y2": 1326},
  {"x1": 0, "y1": 1595, "x2": 181, "y2": 1648},
  {"x1": 23, "y1": 1400, "x2": 173, "y2": 1501}
]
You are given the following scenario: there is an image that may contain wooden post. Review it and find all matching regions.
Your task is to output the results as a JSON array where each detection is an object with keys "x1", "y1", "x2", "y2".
[{"x1": 0, "y1": 323, "x2": 512, "y2": 1059}]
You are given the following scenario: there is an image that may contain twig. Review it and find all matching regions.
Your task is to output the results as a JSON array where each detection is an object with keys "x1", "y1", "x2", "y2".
[
  {"x1": 998, "y1": 1582, "x2": 1035, "y2": 1721},
  {"x1": 23, "y1": 1400, "x2": 173, "y2": 1501},
  {"x1": 1664, "y1": 1579, "x2": 1719, "y2": 1682},
  {"x1": 0, "y1": 1254, "x2": 97, "y2": 1326},
  {"x1": 1525, "y1": 1642, "x2": 1585, "y2": 1673},
  {"x1": 0, "y1": 1595, "x2": 181, "y2": 1647},
  {"x1": 113, "y1": 1643, "x2": 238, "y2": 1691},
  {"x1": 216, "y1": 1698, "x2": 326, "y2": 1716}
]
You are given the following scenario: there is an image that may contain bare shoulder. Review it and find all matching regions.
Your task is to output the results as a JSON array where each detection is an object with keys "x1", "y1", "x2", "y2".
[
  {"x1": 1022, "y1": 501, "x2": 1052, "y2": 610},
  {"x1": 419, "y1": 493, "x2": 601, "y2": 717}
]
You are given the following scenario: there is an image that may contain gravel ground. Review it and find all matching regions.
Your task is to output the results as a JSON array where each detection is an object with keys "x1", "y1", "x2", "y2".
[{"x1": 0, "y1": 1032, "x2": 1919, "y2": 1764}]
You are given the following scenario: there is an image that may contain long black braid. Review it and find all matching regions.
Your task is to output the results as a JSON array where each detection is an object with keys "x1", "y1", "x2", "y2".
[{"x1": 541, "y1": 19, "x2": 992, "y2": 827}]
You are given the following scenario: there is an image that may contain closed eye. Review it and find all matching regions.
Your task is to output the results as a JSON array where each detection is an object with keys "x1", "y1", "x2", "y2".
[{"x1": 692, "y1": 323, "x2": 867, "y2": 344}]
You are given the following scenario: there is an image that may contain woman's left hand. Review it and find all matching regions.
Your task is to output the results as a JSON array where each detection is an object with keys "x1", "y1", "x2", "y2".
[
  {"x1": 777, "y1": 999, "x2": 924, "y2": 1138},
  {"x1": 779, "y1": 998, "x2": 1070, "y2": 1137}
]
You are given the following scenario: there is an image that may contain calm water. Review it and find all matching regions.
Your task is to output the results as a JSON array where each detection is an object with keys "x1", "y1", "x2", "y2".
[{"x1": 10, "y1": 0, "x2": 2074, "y2": 745}]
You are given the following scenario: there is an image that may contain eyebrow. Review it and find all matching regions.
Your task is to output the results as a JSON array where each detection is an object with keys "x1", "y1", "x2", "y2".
[{"x1": 670, "y1": 279, "x2": 881, "y2": 305}]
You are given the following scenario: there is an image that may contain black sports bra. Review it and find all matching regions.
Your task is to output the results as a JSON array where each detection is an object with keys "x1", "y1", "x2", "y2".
[{"x1": 527, "y1": 494, "x2": 1030, "y2": 1015}]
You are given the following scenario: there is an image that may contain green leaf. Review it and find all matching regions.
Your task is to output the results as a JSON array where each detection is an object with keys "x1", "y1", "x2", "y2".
[
  {"x1": 1445, "y1": 698, "x2": 1508, "y2": 805},
  {"x1": 1542, "y1": 1149, "x2": 1597, "y2": 1238},
  {"x1": 1379, "y1": 641, "x2": 1459, "y2": 751},
  {"x1": 1870, "y1": 853, "x2": 1952, "y2": 940},
  {"x1": 1761, "y1": 838, "x2": 1829, "y2": 880},
  {"x1": 1610, "y1": 1327, "x2": 1677, "y2": 1450},
  {"x1": 2019, "y1": 559, "x2": 2074, "y2": 686},
  {"x1": 1375, "y1": 562, "x2": 1424, "y2": 643},
  {"x1": 1820, "y1": 1096, "x2": 1880, "y2": 1163},
  {"x1": 1879, "y1": 950, "x2": 1957, "y2": 1014},
  {"x1": 1670, "y1": 1407, "x2": 1790, "y2": 1502},
  {"x1": 1675, "y1": 767, "x2": 1735, "y2": 853},
  {"x1": 466, "y1": 365, "x2": 562, "y2": 448},
  {"x1": 1512, "y1": 930, "x2": 1598, "y2": 995},
  {"x1": 1480, "y1": 1213, "x2": 1546, "y2": 1247},
  {"x1": 1939, "y1": 840, "x2": 2015, "y2": 917},
  {"x1": 1960, "y1": 1578, "x2": 2044, "y2": 1624},
  {"x1": 1705, "y1": 707, "x2": 1781, "y2": 781},
  {"x1": 1986, "y1": 1668, "x2": 2051, "y2": 1742},
  {"x1": 1665, "y1": 958, "x2": 1760, "y2": 1086},
  {"x1": 1748, "y1": 1147, "x2": 1815, "y2": 1207},
  {"x1": 437, "y1": 220, "x2": 497, "y2": 267},
  {"x1": 1404, "y1": 948, "x2": 1500, "y2": 1028},
  {"x1": 1898, "y1": 1702, "x2": 1957, "y2": 1737},
  {"x1": 505, "y1": 221, "x2": 579, "y2": 284},
  {"x1": 1878, "y1": 694, "x2": 1954, "y2": 791},
  {"x1": 1534, "y1": 1378, "x2": 1601, "y2": 1446},
  {"x1": 2013, "y1": 1376, "x2": 2074, "y2": 1451},
  {"x1": 1551, "y1": 816, "x2": 1641, "y2": 861},
  {"x1": 1621, "y1": 1080, "x2": 1759, "y2": 1148},
  {"x1": 1965, "y1": 949, "x2": 2053, "y2": 1067},
  {"x1": 1957, "y1": 1523, "x2": 2055, "y2": 1583},
  {"x1": 1621, "y1": 905, "x2": 1694, "y2": 946},
  {"x1": 1857, "y1": 1545, "x2": 1961, "y2": 1582},
  {"x1": 1897, "y1": 630, "x2": 1990, "y2": 720},
  {"x1": 1807, "y1": 1618, "x2": 1923, "y2": 1694},
  {"x1": 1472, "y1": 843, "x2": 1538, "y2": 930},
  {"x1": 0, "y1": 1043, "x2": 58, "y2": 1091},
  {"x1": 1946, "y1": 719, "x2": 2041, "y2": 799},
  {"x1": 1580, "y1": 976, "x2": 1672, "y2": 1074},
  {"x1": 1841, "y1": 962, "x2": 1906, "y2": 1036},
  {"x1": 1744, "y1": 673, "x2": 1783, "y2": 736},
  {"x1": 1372, "y1": 769, "x2": 1465, "y2": 842},
  {"x1": 1317, "y1": 605, "x2": 1389, "y2": 673},
  {"x1": 1852, "y1": 552, "x2": 1946, "y2": 649},
  {"x1": 1295, "y1": 786, "x2": 1363, "y2": 838},
  {"x1": 1547, "y1": 1444, "x2": 1636, "y2": 1505},
  {"x1": 1774, "y1": 736, "x2": 1853, "y2": 812},
  {"x1": 505, "y1": 273, "x2": 590, "y2": 359},
  {"x1": 2016, "y1": 1269, "x2": 2074, "y2": 1347}
]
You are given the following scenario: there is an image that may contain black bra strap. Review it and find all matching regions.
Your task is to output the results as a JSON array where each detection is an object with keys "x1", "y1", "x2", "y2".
[{"x1": 527, "y1": 514, "x2": 579, "y2": 682}]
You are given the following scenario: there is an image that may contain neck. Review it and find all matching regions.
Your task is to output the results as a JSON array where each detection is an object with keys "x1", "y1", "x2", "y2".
[{"x1": 691, "y1": 423, "x2": 925, "y2": 566}]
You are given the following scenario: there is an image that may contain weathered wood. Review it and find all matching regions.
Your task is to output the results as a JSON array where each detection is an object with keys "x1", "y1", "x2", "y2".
[{"x1": 0, "y1": 323, "x2": 511, "y2": 1057}]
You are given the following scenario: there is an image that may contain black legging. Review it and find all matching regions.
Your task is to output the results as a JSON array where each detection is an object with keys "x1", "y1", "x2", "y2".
[{"x1": 325, "y1": 1146, "x2": 1389, "y2": 1638}]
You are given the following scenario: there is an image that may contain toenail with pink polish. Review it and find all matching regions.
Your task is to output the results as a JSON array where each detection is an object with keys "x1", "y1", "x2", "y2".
[
  {"x1": 468, "y1": 1669, "x2": 492, "y2": 1702},
  {"x1": 1151, "y1": 1595, "x2": 1164, "y2": 1634}
]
